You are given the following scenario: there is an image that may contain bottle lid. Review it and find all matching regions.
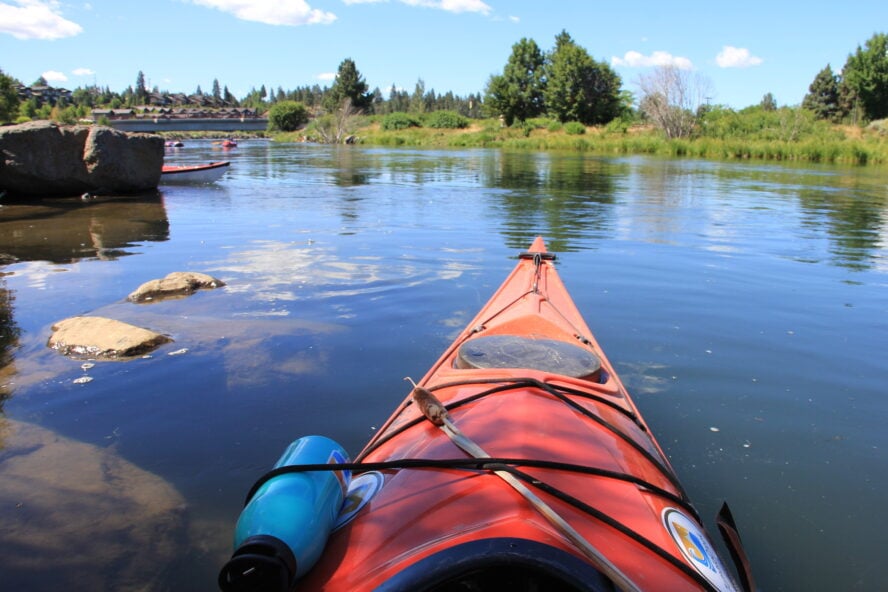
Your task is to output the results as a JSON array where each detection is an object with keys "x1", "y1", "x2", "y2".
[{"x1": 218, "y1": 535, "x2": 297, "y2": 592}]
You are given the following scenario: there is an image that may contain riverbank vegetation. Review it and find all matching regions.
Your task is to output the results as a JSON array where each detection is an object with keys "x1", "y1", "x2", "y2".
[
  {"x1": 275, "y1": 110, "x2": 887, "y2": 165},
  {"x1": 3, "y1": 31, "x2": 886, "y2": 165}
]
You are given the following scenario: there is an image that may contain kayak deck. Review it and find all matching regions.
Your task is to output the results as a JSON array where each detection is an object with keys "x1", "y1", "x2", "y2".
[{"x1": 298, "y1": 238, "x2": 744, "y2": 591}]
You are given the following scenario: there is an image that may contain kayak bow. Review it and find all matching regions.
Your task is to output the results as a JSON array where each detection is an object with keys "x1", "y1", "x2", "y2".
[{"x1": 222, "y1": 237, "x2": 754, "y2": 592}]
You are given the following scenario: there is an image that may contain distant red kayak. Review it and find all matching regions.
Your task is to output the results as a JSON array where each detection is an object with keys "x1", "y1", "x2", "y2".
[
  {"x1": 160, "y1": 161, "x2": 229, "y2": 184},
  {"x1": 221, "y1": 237, "x2": 755, "y2": 592}
]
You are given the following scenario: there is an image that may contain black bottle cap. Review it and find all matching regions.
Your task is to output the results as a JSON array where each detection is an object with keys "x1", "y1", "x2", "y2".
[{"x1": 218, "y1": 535, "x2": 298, "y2": 592}]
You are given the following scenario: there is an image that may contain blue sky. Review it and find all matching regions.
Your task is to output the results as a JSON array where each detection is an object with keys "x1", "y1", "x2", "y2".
[{"x1": 1, "y1": 0, "x2": 885, "y2": 109}]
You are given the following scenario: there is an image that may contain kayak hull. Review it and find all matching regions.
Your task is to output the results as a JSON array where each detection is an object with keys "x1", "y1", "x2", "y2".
[{"x1": 160, "y1": 161, "x2": 229, "y2": 184}]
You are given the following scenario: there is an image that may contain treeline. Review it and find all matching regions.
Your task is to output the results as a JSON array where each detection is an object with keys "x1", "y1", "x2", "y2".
[
  {"x1": 802, "y1": 33, "x2": 888, "y2": 123},
  {"x1": 0, "y1": 61, "x2": 484, "y2": 125},
  {"x1": 1, "y1": 30, "x2": 886, "y2": 138}
]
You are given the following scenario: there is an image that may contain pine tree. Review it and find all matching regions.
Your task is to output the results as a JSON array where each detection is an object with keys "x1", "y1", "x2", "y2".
[
  {"x1": 324, "y1": 58, "x2": 372, "y2": 112},
  {"x1": 135, "y1": 70, "x2": 147, "y2": 104},
  {"x1": 802, "y1": 65, "x2": 840, "y2": 121}
]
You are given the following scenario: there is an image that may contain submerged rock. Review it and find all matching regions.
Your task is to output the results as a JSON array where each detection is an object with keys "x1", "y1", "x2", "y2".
[
  {"x1": 47, "y1": 316, "x2": 172, "y2": 359},
  {"x1": 128, "y1": 271, "x2": 225, "y2": 303},
  {"x1": 0, "y1": 419, "x2": 187, "y2": 592}
]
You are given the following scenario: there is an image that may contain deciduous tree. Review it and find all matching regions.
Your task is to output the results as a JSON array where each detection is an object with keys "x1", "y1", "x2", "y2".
[
  {"x1": 268, "y1": 100, "x2": 308, "y2": 131},
  {"x1": 637, "y1": 65, "x2": 712, "y2": 139},
  {"x1": 410, "y1": 79, "x2": 427, "y2": 113},
  {"x1": 311, "y1": 97, "x2": 361, "y2": 143},
  {"x1": 483, "y1": 37, "x2": 545, "y2": 125},
  {"x1": 0, "y1": 69, "x2": 21, "y2": 123},
  {"x1": 840, "y1": 32, "x2": 888, "y2": 121},
  {"x1": 545, "y1": 31, "x2": 622, "y2": 125}
]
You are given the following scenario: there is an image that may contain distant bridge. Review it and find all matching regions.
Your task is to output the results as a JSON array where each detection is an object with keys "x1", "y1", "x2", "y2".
[{"x1": 107, "y1": 117, "x2": 268, "y2": 133}]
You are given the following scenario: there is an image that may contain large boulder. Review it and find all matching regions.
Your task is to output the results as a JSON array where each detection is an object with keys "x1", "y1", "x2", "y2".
[{"x1": 0, "y1": 121, "x2": 163, "y2": 197}]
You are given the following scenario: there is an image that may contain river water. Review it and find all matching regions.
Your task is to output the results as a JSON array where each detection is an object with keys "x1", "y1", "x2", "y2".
[{"x1": 0, "y1": 141, "x2": 885, "y2": 591}]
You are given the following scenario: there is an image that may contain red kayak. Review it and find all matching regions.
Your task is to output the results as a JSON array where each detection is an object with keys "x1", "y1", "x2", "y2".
[
  {"x1": 160, "y1": 161, "x2": 230, "y2": 184},
  {"x1": 221, "y1": 237, "x2": 754, "y2": 592}
]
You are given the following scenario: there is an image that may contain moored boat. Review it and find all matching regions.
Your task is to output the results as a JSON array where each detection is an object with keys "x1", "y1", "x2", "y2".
[
  {"x1": 160, "y1": 161, "x2": 230, "y2": 184},
  {"x1": 219, "y1": 237, "x2": 755, "y2": 592}
]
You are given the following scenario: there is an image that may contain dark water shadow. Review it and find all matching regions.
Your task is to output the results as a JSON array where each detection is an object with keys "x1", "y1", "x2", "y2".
[{"x1": 0, "y1": 191, "x2": 170, "y2": 264}]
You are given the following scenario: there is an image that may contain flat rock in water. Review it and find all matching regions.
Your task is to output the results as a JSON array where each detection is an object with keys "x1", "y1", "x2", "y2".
[
  {"x1": 47, "y1": 316, "x2": 172, "y2": 359},
  {"x1": 128, "y1": 271, "x2": 225, "y2": 303}
]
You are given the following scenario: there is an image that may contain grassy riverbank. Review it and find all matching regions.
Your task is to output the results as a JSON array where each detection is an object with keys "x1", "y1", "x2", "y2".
[
  {"x1": 362, "y1": 118, "x2": 888, "y2": 165},
  {"x1": 271, "y1": 115, "x2": 888, "y2": 166}
]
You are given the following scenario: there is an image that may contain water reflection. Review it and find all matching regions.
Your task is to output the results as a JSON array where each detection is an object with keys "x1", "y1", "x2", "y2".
[
  {"x1": 0, "y1": 192, "x2": 171, "y2": 400},
  {"x1": 797, "y1": 186, "x2": 887, "y2": 270},
  {"x1": 0, "y1": 277, "x2": 19, "y2": 406},
  {"x1": 327, "y1": 147, "x2": 372, "y2": 187},
  {"x1": 209, "y1": 240, "x2": 475, "y2": 318},
  {"x1": 481, "y1": 152, "x2": 624, "y2": 252},
  {"x1": 696, "y1": 160, "x2": 888, "y2": 271},
  {"x1": 0, "y1": 192, "x2": 170, "y2": 264}
]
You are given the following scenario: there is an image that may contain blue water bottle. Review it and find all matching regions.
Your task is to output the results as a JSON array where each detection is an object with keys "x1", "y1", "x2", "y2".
[{"x1": 218, "y1": 435, "x2": 350, "y2": 592}]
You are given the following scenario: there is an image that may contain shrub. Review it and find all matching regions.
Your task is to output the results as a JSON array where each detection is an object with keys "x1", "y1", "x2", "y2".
[
  {"x1": 382, "y1": 112, "x2": 421, "y2": 131},
  {"x1": 423, "y1": 110, "x2": 469, "y2": 129},
  {"x1": 605, "y1": 117, "x2": 631, "y2": 134},
  {"x1": 525, "y1": 117, "x2": 554, "y2": 130},
  {"x1": 564, "y1": 121, "x2": 586, "y2": 135},
  {"x1": 268, "y1": 101, "x2": 309, "y2": 132}
]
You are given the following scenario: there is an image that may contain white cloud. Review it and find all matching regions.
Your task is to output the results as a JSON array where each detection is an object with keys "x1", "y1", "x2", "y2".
[
  {"x1": 189, "y1": 0, "x2": 337, "y2": 26},
  {"x1": 342, "y1": 0, "x2": 492, "y2": 14},
  {"x1": 715, "y1": 46, "x2": 763, "y2": 68},
  {"x1": 0, "y1": 0, "x2": 83, "y2": 40},
  {"x1": 72, "y1": 67, "x2": 94, "y2": 76},
  {"x1": 399, "y1": 0, "x2": 491, "y2": 14},
  {"x1": 42, "y1": 69, "x2": 67, "y2": 82},
  {"x1": 611, "y1": 50, "x2": 693, "y2": 70},
  {"x1": 317, "y1": 72, "x2": 336, "y2": 81}
]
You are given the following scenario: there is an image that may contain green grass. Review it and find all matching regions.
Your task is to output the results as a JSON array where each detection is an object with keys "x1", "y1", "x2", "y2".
[{"x1": 340, "y1": 118, "x2": 888, "y2": 165}]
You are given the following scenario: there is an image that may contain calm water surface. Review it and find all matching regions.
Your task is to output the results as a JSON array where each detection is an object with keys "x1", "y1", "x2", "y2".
[{"x1": 0, "y1": 141, "x2": 885, "y2": 591}]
